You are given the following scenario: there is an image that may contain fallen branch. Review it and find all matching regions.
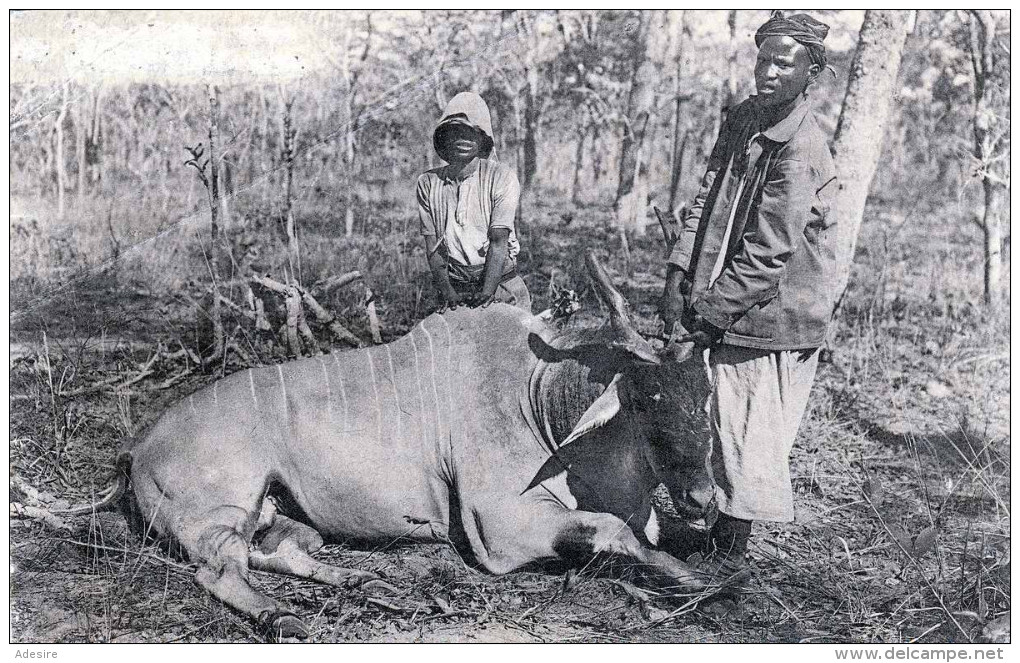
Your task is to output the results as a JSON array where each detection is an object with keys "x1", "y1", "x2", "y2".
[
  {"x1": 365, "y1": 597, "x2": 416, "y2": 614},
  {"x1": 157, "y1": 368, "x2": 194, "y2": 390},
  {"x1": 365, "y1": 287, "x2": 382, "y2": 345},
  {"x1": 57, "y1": 348, "x2": 163, "y2": 397},
  {"x1": 283, "y1": 287, "x2": 302, "y2": 357},
  {"x1": 218, "y1": 293, "x2": 256, "y2": 322},
  {"x1": 250, "y1": 272, "x2": 364, "y2": 351},
  {"x1": 11, "y1": 474, "x2": 55, "y2": 506},
  {"x1": 166, "y1": 345, "x2": 202, "y2": 366},
  {"x1": 299, "y1": 286, "x2": 363, "y2": 348},
  {"x1": 295, "y1": 297, "x2": 321, "y2": 355},
  {"x1": 316, "y1": 270, "x2": 363, "y2": 292},
  {"x1": 250, "y1": 272, "x2": 290, "y2": 296},
  {"x1": 225, "y1": 339, "x2": 256, "y2": 367},
  {"x1": 248, "y1": 286, "x2": 272, "y2": 332},
  {"x1": 10, "y1": 503, "x2": 71, "y2": 531}
]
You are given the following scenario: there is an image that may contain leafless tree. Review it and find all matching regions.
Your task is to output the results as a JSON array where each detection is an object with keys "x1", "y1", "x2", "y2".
[
  {"x1": 966, "y1": 10, "x2": 1006, "y2": 306},
  {"x1": 54, "y1": 82, "x2": 69, "y2": 219},
  {"x1": 614, "y1": 10, "x2": 670, "y2": 235},
  {"x1": 831, "y1": 10, "x2": 913, "y2": 299},
  {"x1": 278, "y1": 87, "x2": 301, "y2": 282}
]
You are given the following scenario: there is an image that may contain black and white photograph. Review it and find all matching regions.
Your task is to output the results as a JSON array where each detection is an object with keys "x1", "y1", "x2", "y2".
[{"x1": 8, "y1": 9, "x2": 1011, "y2": 651}]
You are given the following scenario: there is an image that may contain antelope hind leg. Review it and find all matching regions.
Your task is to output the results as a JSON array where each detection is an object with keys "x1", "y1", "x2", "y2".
[{"x1": 183, "y1": 508, "x2": 308, "y2": 641}]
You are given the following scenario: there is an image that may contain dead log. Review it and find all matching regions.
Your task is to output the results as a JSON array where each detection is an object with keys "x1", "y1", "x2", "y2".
[
  {"x1": 296, "y1": 284, "x2": 363, "y2": 348},
  {"x1": 249, "y1": 273, "x2": 366, "y2": 350},
  {"x1": 10, "y1": 503, "x2": 71, "y2": 531},
  {"x1": 57, "y1": 348, "x2": 163, "y2": 397},
  {"x1": 294, "y1": 292, "x2": 321, "y2": 355},
  {"x1": 365, "y1": 287, "x2": 383, "y2": 344},
  {"x1": 283, "y1": 286, "x2": 303, "y2": 357},
  {"x1": 316, "y1": 270, "x2": 363, "y2": 292}
]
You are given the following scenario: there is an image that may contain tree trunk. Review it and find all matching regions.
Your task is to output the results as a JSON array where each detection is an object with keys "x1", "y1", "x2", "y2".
[
  {"x1": 341, "y1": 79, "x2": 358, "y2": 238},
  {"x1": 501, "y1": 10, "x2": 542, "y2": 192},
  {"x1": 725, "y1": 10, "x2": 739, "y2": 112},
  {"x1": 207, "y1": 84, "x2": 224, "y2": 363},
  {"x1": 830, "y1": 10, "x2": 912, "y2": 300},
  {"x1": 668, "y1": 130, "x2": 689, "y2": 214},
  {"x1": 55, "y1": 82, "x2": 68, "y2": 220},
  {"x1": 75, "y1": 102, "x2": 86, "y2": 197},
  {"x1": 521, "y1": 66, "x2": 540, "y2": 191},
  {"x1": 341, "y1": 78, "x2": 356, "y2": 237},
  {"x1": 514, "y1": 98, "x2": 525, "y2": 187},
  {"x1": 668, "y1": 11, "x2": 690, "y2": 213},
  {"x1": 571, "y1": 126, "x2": 587, "y2": 206},
  {"x1": 220, "y1": 155, "x2": 233, "y2": 233},
  {"x1": 967, "y1": 10, "x2": 1001, "y2": 307},
  {"x1": 614, "y1": 10, "x2": 669, "y2": 234},
  {"x1": 339, "y1": 12, "x2": 372, "y2": 238},
  {"x1": 258, "y1": 86, "x2": 270, "y2": 201},
  {"x1": 981, "y1": 178, "x2": 1001, "y2": 306},
  {"x1": 209, "y1": 87, "x2": 221, "y2": 253},
  {"x1": 89, "y1": 87, "x2": 103, "y2": 189},
  {"x1": 344, "y1": 123, "x2": 356, "y2": 237},
  {"x1": 280, "y1": 92, "x2": 301, "y2": 281}
]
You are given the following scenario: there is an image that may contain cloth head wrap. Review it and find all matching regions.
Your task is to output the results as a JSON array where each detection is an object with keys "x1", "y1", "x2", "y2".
[{"x1": 754, "y1": 11, "x2": 830, "y2": 71}]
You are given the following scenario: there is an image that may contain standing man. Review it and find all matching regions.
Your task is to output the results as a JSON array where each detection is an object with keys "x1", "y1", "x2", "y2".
[
  {"x1": 659, "y1": 12, "x2": 838, "y2": 601},
  {"x1": 417, "y1": 92, "x2": 532, "y2": 313}
]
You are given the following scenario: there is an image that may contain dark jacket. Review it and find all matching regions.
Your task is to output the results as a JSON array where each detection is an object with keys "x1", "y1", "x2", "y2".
[{"x1": 668, "y1": 96, "x2": 838, "y2": 351}]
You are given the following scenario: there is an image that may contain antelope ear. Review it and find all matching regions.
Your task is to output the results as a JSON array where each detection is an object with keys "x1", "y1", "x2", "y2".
[{"x1": 560, "y1": 374, "x2": 625, "y2": 448}]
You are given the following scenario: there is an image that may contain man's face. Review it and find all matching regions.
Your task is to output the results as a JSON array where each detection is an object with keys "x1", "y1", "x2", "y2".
[
  {"x1": 754, "y1": 36, "x2": 818, "y2": 108},
  {"x1": 438, "y1": 124, "x2": 482, "y2": 163}
]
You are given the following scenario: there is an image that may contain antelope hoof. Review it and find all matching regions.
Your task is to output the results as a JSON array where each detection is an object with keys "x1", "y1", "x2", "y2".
[{"x1": 260, "y1": 610, "x2": 308, "y2": 642}]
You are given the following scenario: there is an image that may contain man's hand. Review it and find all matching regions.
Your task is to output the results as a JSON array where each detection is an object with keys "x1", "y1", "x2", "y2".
[
  {"x1": 688, "y1": 314, "x2": 726, "y2": 347},
  {"x1": 469, "y1": 289, "x2": 498, "y2": 309},
  {"x1": 659, "y1": 291, "x2": 685, "y2": 336},
  {"x1": 426, "y1": 236, "x2": 463, "y2": 314},
  {"x1": 437, "y1": 289, "x2": 464, "y2": 313}
]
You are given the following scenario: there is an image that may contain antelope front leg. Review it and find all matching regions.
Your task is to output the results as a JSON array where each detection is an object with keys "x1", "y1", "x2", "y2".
[
  {"x1": 551, "y1": 510, "x2": 739, "y2": 593},
  {"x1": 251, "y1": 514, "x2": 397, "y2": 595}
]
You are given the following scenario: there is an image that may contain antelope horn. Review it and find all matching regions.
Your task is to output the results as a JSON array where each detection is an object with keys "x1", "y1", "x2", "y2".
[{"x1": 584, "y1": 249, "x2": 659, "y2": 364}]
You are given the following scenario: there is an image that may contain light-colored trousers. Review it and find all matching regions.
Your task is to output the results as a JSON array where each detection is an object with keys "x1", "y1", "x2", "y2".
[{"x1": 707, "y1": 344, "x2": 820, "y2": 522}]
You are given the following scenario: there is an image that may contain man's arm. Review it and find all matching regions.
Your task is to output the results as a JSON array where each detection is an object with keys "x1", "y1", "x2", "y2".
[
  {"x1": 473, "y1": 166, "x2": 520, "y2": 307},
  {"x1": 418, "y1": 175, "x2": 461, "y2": 307},
  {"x1": 424, "y1": 236, "x2": 461, "y2": 306},
  {"x1": 660, "y1": 110, "x2": 734, "y2": 333},
  {"x1": 693, "y1": 158, "x2": 816, "y2": 331},
  {"x1": 475, "y1": 227, "x2": 510, "y2": 306},
  {"x1": 660, "y1": 171, "x2": 717, "y2": 335},
  {"x1": 661, "y1": 167, "x2": 723, "y2": 335}
]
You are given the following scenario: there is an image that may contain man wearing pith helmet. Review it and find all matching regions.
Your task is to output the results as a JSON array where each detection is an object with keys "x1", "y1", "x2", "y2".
[
  {"x1": 417, "y1": 91, "x2": 532, "y2": 313},
  {"x1": 659, "y1": 11, "x2": 839, "y2": 612}
]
